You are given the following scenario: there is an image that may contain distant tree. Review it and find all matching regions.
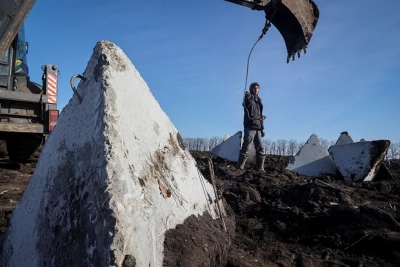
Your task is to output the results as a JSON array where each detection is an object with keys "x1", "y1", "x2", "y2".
[
  {"x1": 184, "y1": 137, "x2": 203, "y2": 151},
  {"x1": 208, "y1": 136, "x2": 223, "y2": 151},
  {"x1": 196, "y1": 137, "x2": 206, "y2": 151},
  {"x1": 185, "y1": 136, "x2": 399, "y2": 159},
  {"x1": 183, "y1": 137, "x2": 192, "y2": 150},
  {"x1": 276, "y1": 139, "x2": 288, "y2": 155},
  {"x1": 184, "y1": 136, "x2": 224, "y2": 151},
  {"x1": 296, "y1": 141, "x2": 304, "y2": 155},
  {"x1": 387, "y1": 141, "x2": 400, "y2": 159},
  {"x1": 264, "y1": 139, "x2": 273, "y2": 154},
  {"x1": 320, "y1": 138, "x2": 335, "y2": 150},
  {"x1": 269, "y1": 141, "x2": 277, "y2": 155},
  {"x1": 287, "y1": 139, "x2": 298, "y2": 156}
]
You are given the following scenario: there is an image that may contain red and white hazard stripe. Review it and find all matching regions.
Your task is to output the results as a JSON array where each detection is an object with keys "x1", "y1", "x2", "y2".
[{"x1": 47, "y1": 73, "x2": 57, "y2": 103}]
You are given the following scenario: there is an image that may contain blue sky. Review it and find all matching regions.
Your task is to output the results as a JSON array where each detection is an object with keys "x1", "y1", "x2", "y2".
[{"x1": 24, "y1": 1, "x2": 400, "y2": 143}]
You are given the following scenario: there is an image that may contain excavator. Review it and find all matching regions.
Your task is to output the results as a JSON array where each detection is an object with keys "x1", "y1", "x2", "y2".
[
  {"x1": 0, "y1": 0, "x2": 59, "y2": 161},
  {"x1": 226, "y1": 0, "x2": 320, "y2": 63},
  {"x1": 0, "y1": 0, "x2": 319, "y2": 161}
]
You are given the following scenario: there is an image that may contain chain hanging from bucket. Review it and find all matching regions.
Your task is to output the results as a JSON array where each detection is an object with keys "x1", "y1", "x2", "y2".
[{"x1": 243, "y1": 10, "x2": 276, "y2": 97}]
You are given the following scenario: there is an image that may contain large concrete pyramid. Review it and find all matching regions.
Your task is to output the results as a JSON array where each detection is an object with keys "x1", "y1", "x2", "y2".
[
  {"x1": 329, "y1": 140, "x2": 391, "y2": 181},
  {"x1": 335, "y1": 131, "x2": 354, "y2": 145},
  {"x1": 1, "y1": 41, "x2": 222, "y2": 266},
  {"x1": 211, "y1": 131, "x2": 242, "y2": 162},
  {"x1": 211, "y1": 131, "x2": 257, "y2": 163},
  {"x1": 286, "y1": 133, "x2": 338, "y2": 177}
]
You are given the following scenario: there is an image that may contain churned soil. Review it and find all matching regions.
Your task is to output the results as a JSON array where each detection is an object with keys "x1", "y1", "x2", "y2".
[
  {"x1": 191, "y1": 151, "x2": 400, "y2": 267},
  {"x1": 1, "y1": 142, "x2": 399, "y2": 266},
  {"x1": 0, "y1": 141, "x2": 37, "y2": 234}
]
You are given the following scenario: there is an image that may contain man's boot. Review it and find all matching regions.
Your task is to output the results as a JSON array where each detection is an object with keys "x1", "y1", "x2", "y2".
[
  {"x1": 256, "y1": 154, "x2": 266, "y2": 172},
  {"x1": 237, "y1": 154, "x2": 248, "y2": 170}
]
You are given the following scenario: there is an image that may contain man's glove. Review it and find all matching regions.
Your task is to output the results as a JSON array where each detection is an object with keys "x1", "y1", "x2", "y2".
[{"x1": 261, "y1": 130, "x2": 265, "y2": 137}]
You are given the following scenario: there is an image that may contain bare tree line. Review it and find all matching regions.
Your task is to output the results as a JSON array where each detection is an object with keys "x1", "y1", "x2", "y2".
[
  {"x1": 183, "y1": 136, "x2": 225, "y2": 152},
  {"x1": 184, "y1": 136, "x2": 400, "y2": 159},
  {"x1": 387, "y1": 141, "x2": 400, "y2": 159}
]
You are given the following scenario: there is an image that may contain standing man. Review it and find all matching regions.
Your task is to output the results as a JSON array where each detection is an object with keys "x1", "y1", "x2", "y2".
[{"x1": 237, "y1": 82, "x2": 266, "y2": 171}]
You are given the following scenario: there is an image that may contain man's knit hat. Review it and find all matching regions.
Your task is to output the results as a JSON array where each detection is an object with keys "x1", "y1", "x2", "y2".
[
  {"x1": 249, "y1": 82, "x2": 260, "y2": 94},
  {"x1": 249, "y1": 82, "x2": 259, "y2": 89}
]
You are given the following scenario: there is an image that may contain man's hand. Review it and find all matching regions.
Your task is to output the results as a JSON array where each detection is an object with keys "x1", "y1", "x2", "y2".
[{"x1": 261, "y1": 130, "x2": 266, "y2": 137}]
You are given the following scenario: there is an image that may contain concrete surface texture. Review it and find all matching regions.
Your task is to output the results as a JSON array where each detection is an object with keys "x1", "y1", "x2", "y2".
[
  {"x1": 286, "y1": 133, "x2": 337, "y2": 176},
  {"x1": 1, "y1": 40, "x2": 219, "y2": 266},
  {"x1": 212, "y1": 131, "x2": 241, "y2": 162},
  {"x1": 211, "y1": 131, "x2": 256, "y2": 163},
  {"x1": 335, "y1": 131, "x2": 354, "y2": 145},
  {"x1": 329, "y1": 140, "x2": 390, "y2": 181}
]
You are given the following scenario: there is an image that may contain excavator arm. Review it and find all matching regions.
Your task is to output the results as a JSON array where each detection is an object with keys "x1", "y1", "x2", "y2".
[
  {"x1": 225, "y1": 0, "x2": 319, "y2": 62},
  {"x1": 0, "y1": 0, "x2": 36, "y2": 59}
]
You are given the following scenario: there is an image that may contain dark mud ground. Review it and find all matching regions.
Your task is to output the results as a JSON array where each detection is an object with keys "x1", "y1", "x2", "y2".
[{"x1": 1, "y1": 142, "x2": 400, "y2": 266}]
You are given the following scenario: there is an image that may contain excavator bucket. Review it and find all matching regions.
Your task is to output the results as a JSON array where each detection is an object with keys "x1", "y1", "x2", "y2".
[
  {"x1": 225, "y1": 0, "x2": 319, "y2": 62},
  {"x1": 0, "y1": 0, "x2": 36, "y2": 59}
]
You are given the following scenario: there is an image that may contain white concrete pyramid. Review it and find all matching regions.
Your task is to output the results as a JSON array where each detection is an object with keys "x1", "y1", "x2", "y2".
[
  {"x1": 211, "y1": 131, "x2": 256, "y2": 163},
  {"x1": 211, "y1": 131, "x2": 242, "y2": 162},
  {"x1": 1, "y1": 40, "x2": 219, "y2": 266},
  {"x1": 286, "y1": 133, "x2": 337, "y2": 177},
  {"x1": 335, "y1": 131, "x2": 354, "y2": 145},
  {"x1": 329, "y1": 140, "x2": 390, "y2": 181}
]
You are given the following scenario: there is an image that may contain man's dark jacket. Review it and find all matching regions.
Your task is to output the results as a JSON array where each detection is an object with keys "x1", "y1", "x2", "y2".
[{"x1": 242, "y1": 92, "x2": 263, "y2": 130}]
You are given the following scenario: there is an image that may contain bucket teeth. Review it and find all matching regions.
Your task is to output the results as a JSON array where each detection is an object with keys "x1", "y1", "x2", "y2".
[
  {"x1": 265, "y1": 0, "x2": 319, "y2": 62},
  {"x1": 287, "y1": 45, "x2": 308, "y2": 63},
  {"x1": 225, "y1": 0, "x2": 319, "y2": 62}
]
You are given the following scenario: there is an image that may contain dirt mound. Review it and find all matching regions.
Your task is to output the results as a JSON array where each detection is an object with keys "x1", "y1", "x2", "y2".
[
  {"x1": 192, "y1": 151, "x2": 400, "y2": 267},
  {"x1": 1, "y1": 145, "x2": 399, "y2": 266},
  {"x1": 0, "y1": 141, "x2": 36, "y2": 234}
]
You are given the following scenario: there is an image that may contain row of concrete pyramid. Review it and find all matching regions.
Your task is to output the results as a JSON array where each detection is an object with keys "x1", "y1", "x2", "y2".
[{"x1": 212, "y1": 131, "x2": 391, "y2": 181}]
